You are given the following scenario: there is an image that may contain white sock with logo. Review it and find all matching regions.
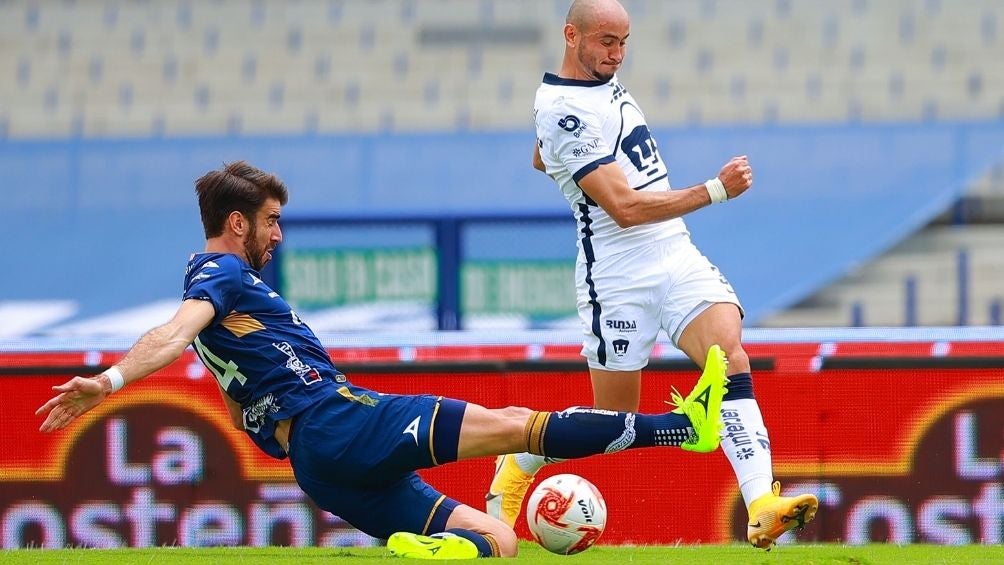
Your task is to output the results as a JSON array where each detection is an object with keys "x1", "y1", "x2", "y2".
[{"x1": 720, "y1": 398, "x2": 775, "y2": 508}]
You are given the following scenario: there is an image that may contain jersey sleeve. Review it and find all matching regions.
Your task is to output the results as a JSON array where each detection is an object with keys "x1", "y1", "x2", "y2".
[
  {"x1": 539, "y1": 96, "x2": 614, "y2": 184},
  {"x1": 183, "y1": 256, "x2": 242, "y2": 325}
]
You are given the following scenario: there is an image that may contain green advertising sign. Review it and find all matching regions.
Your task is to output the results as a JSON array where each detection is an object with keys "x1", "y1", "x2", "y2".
[
  {"x1": 282, "y1": 249, "x2": 575, "y2": 316},
  {"x1": 281, "y1": 248, "x2": 437, "y2": 307},
  {"x1": 462, "y1": 261, "x2": 575, "y2": 316}
]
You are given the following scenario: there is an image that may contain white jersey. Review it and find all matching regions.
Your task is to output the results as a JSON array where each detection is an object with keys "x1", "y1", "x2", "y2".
[{"x1": 534, "y1": 73, "x2": 688, "y2": 261}]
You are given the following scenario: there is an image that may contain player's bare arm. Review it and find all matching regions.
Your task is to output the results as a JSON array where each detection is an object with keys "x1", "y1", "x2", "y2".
[
  {"x1": 577, "y1": 155, "x2": 753, "y2": 228},
  {"x1": 532, "y1": 142, "x2": 546, "y2": 172},
  {"x1": 35, "y1": 298, "x2": 215, "y2": 432}
]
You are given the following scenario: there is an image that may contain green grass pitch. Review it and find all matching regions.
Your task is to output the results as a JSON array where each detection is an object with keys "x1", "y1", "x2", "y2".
[{"x1": 2, "y1": 543, "x2": 1003, "y2": 564}]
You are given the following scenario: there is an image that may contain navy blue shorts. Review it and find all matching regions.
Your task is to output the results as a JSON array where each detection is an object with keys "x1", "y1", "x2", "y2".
[{"x1": 288, "y1": 387, "x2": 468, "y2": 539}]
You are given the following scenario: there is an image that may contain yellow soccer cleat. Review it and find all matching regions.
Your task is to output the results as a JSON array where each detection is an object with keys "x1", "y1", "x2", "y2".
[
  {"x1": 747, "y1": 481, "x2": 819, "y2": 550},
  {"x1": 668, "y1": 344, "x2": 729, "y2": 453},
  {"x1": 485, "y1": 454, "x2": 536, "y2": 527},
  {"x1": 387, "y1": 531, "x2": 479, "y2": 560}
]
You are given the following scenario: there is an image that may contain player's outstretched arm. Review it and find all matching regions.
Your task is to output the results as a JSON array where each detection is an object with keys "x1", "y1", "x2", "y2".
[
  {"x1": 577, "y1": 156, "x2": 753, "y2": 228},
  {"x1": 35, "y1": 299, "x2": 215, "y2": 432}
]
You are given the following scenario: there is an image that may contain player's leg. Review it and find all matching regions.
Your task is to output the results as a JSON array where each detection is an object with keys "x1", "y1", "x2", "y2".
[
  {"x1": 386, "y1": 495, "x2": 518, "y2": 559},
  {"x1": 590, "y1": 367, "x2": 642, "y2": 411},
  {"x1": 305, "y1": 472, "x2": 514, "y2": 559},
  {"x1": 671, "y1": 262, "x2": 818, "y2": 549},
  {"x1": 486, "y1": 374, "x2": 646, "y2": 526},
  {"x1": 456, "y1": 372, "x2": 725, "y2": 463},
  {"x1": 487, "y1": 248, "x2": 661, "y2": 525},
  {"x1": 289, "y1": 394, "x2": 513, "y2": 558}
]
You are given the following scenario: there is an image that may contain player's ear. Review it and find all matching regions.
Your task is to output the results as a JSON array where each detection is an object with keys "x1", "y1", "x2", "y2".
[
  {"x1": 563, "y1": 23, "x2": 577, "y2": 46},
  {"x1": 227, "y1": 210, "x2": 247, "y2": 235}
]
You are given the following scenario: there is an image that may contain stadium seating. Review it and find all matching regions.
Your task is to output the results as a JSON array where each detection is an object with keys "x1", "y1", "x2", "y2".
[
  {"x1": 3, "y1": 0, "x2": 1003, "y2": 137},
  {"x1": 761, "y1": 165, "x2": 1004, "y2": 327}
]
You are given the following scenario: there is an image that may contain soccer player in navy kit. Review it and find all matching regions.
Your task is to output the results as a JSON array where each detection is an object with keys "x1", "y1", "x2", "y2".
[
  {"x1": 486, "y1": 0, "x2": 818, "y2": 550},
  {"x1": 37, "y1": 161, "x2": 729, "y2": 559}
]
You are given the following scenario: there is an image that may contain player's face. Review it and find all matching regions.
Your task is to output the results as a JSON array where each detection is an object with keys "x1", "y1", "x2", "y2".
[
  {"x1": 244, "y1": 198, "x2": 283, "y2": 271},
  {"x1": 575, "y1": 25, "x2": 628, "y2": 82}
]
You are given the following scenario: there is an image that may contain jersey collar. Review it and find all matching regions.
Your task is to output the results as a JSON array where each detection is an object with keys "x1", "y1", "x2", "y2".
[{"x1": 542, "y1": 72, "x2": 610, "y2": 88}]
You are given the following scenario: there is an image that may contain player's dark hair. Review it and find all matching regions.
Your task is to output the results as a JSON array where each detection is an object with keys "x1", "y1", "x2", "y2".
[{"x1": 194, "y1": 161, "x2": 289, "y2": 239}]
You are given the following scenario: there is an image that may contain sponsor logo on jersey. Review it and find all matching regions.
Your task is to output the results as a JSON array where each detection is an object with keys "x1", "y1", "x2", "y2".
[
  {"x1": 192, "y1": 273, "x2": 212, "y2": 282},
  {"x1": 571, "y1": 138, "x2": 602, "y2": 158},
  {"x1": 559, "y1": 114, "x2": 580, "y2": 131},
  {"x1": 559, "y1": 114, "x2": 588, "y2": 138},
  {"x1": 249, "y1": 274, "x2": 263, "y2": 286},
  {"x1": 605, "y1": 319, "x2": 637, "y2": 332},
  {"x1": 612, "y1": 339, "x2": 629, "y2": 356},
  {"x1": 272, "y1": 341, "x2": 322, "y2": 385}
]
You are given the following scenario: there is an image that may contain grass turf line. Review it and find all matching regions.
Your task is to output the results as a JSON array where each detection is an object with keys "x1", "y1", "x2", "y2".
[{"x1": 2, "y1": 543, "x2": 1003, "y2": 564}]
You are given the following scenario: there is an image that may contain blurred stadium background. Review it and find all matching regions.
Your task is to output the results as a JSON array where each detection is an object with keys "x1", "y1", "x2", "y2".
[{"x1": 2, "y1": 0, "x2": 1004, "y2": 552}]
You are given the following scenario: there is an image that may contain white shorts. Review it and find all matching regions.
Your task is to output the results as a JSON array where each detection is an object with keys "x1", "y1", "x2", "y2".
[{"x1": 575, "y1": 234, "x2": 744, "y2": 371}]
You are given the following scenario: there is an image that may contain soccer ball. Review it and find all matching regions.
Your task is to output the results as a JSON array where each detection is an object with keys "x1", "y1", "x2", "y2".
[{"x1": 525, "y1": 473, "x2": 607, "y2": 555}]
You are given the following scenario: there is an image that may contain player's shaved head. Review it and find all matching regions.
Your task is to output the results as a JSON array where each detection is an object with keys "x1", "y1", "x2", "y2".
[
  {"x1": 566, "y1": 0, "x2": 629, "y2": 32},
  {"x1": 560, "y1": 0, "x2": 629, "y2": 81}
]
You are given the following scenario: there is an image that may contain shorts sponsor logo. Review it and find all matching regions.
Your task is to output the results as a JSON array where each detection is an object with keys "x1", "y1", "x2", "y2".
[
  {"x1": 605, "y1": 319, "x2": 637, "y2": 332},
  {"x1": 403, "y1": 416, "x2": 421, "y2": 446}
]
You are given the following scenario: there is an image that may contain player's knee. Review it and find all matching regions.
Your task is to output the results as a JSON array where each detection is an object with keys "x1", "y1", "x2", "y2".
[
  {"x1": 498, "y1": 405, "x2": 533, "y2": 422},
  {"x1": 723, "y1": 344, "x2": 750, "y2": 373},
  {"x1": 493, "y1": 525, "x2": 519, "y2": 557}
]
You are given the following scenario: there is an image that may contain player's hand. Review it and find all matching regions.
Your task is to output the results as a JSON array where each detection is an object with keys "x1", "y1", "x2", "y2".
[
  {"x1": 35, "y1": 376, "x2": 109, "y2": 432},
  {"x1": 717, "y1": 155, "x2": 753, "y2": 199}
]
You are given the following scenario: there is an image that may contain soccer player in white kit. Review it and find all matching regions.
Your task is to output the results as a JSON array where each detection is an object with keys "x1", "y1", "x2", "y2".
[{"x1": 486, "y1": 0, "x2": 818, "y2": 549}]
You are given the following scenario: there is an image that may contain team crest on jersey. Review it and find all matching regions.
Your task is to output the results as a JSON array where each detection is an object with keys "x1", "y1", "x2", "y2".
[
  {"x1": 558, "y1": 114, "x2": 587, "y2": 137},
  {"x1": 272, "y1": 341, "x2": 322, "y2": 385},
  {"x1": 618, "y1": 102, "x2": 664, "y2": 180},
  {"x1": 612, "y1": 339, "x2": 630, "y2": 356}
]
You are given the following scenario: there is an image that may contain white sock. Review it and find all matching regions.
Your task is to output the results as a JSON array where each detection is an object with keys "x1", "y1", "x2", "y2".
[
  {"x1": 720, "y1": 398, "x2": 775, "y2": 508},
  {"x1": 513, "y1": 452, "x2": 552, "y2": 475}
]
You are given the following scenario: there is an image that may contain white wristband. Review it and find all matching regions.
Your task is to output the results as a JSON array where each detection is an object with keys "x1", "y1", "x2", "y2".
[
  {"x1": 104, "y1": 366, "x2": 125, "y2": 393},
  {"x1": 704, "y1": 177, "x2": 728, "y2": 204}
]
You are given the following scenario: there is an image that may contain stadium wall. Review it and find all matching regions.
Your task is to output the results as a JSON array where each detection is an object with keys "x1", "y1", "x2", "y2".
[
  {"x1": 4, "y1": 121, "x2": 1004, "y2": 326},
  {"x1": 3, "y1": 331, "x2": 1004, "y2": 548}
]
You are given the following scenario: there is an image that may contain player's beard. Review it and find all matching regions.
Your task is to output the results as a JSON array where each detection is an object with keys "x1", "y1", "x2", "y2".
[
  {"x1": 243, "y1": 224, "x2": 270, "y2": 271},
  {"x1": 582, "y1": 55, "x2": 615, "y2": 82}
]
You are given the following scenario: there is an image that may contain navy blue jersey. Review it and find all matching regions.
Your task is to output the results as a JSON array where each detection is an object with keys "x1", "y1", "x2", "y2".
[{"x1": 183, "y1": 252, "x2": 348, "y2": 459}]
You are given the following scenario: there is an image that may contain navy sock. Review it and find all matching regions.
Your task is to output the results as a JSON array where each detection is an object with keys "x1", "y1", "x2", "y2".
[
  {"x1": 526, "y1": 407, "x2": 694, "y2": 459},
  {"x1": 723, "y1": 372, "x2": 754, "y2": 401},
  {"x1": 441, "y1": 528, "x2": 498, "y2": 557}
]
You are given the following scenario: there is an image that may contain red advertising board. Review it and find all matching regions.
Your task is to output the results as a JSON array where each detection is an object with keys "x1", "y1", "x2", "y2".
[{"x1": 2, "y1": 341, "x2": 1003, "y2": 547}]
